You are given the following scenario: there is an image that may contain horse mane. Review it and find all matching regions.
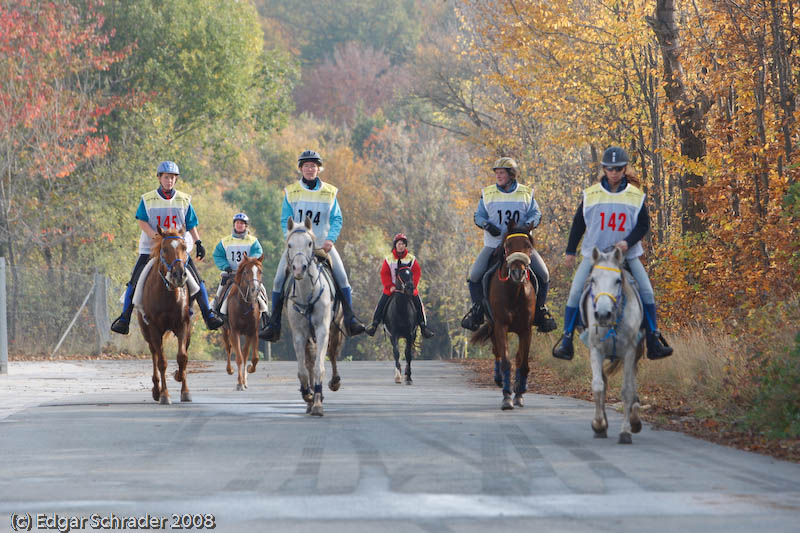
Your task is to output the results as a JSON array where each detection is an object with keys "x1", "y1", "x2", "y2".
[
  {"x1": 149, "y1": 228, "x2": 184, "y2": 258},
  {"x1": 233, "y1": 255, "x2": 262, "y2": 286}
]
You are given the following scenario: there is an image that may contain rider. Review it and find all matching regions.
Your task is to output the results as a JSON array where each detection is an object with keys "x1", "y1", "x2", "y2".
[
  {"x1": 211, "y1": 212, "x2": 269, "y2": 327},
  {"x1": 259, "y1": 150, "x2": 366, "y2": 341},
  {"x1": 110, "y1": 161, "x2": 224, "y2": 334},
  {"x1": 460, "y1": 157, "x2": 557, "y2": 333},
  {"x1": 552, "y1": 146, "x2": 673, "y2": 361},
  {"x1": 365, "y1": 233, "x2": 435, "y2": 339}
]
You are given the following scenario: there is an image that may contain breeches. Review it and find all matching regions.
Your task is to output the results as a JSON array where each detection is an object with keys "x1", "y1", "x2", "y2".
[
  {"x1": 566, "y1": 256, "x2": 655, "y2": 308},
  {"x1": 273, "y1": 244, "x2": 350, "y2": 292}
]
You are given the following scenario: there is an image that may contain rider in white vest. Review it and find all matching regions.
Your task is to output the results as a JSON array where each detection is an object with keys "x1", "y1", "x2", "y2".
[
  {"x1": 110, "y1": 161, "x2": 224, "y2": 334},
  {"x1": 460, "y1": 157, "x2": 556, "y2": 333},
  {"x1": 211, "y1": 213, "x2": 268, "y2": 326},
  {"x1": 552, "y1": 147, "x2": 673, "y2": 361},
  {"x1": 365, "y1": 233, "x2": 435, "y2": 338},
  {"x1": 259, "y1": 150, "x2": 366, "y2": 341}
]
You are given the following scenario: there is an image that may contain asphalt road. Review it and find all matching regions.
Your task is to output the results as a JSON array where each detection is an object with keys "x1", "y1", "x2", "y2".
[{"x1": 1, "y1": 359, "x2": 799, "y2": 532}]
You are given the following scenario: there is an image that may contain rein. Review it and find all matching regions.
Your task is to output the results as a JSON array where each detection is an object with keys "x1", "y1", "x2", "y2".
[{"x1": 158, "y1": 236, "x2": 186, "y2": 291}]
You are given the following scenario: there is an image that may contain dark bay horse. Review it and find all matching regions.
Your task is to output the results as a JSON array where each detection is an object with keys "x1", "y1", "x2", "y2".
[
  {"x1": 471, "y1": 222, "x2": 538, "y2": 410},
  {"x1": 222, "y1": 255, "x2": 264, "y2": 391},
  {"x1": 137, "y1": 227, "x2": 192, "y2": 404},
  {"x1": 383, "y1": 260, "x2": 417, "y2": 385}
]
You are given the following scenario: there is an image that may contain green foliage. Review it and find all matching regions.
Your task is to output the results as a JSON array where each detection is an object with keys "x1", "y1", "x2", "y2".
[
  {"x1": 746, "y1": 332, "x2": 800, "y2": 439},
  {"x1": 256, "y1": 0, "x2": 422, "y2": 64},
  {"x1": 350, "y1": 111, "x2": 386, "y2": 157}
]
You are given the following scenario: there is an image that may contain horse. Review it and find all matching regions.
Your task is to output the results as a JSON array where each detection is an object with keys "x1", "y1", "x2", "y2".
[
  {"x1": 137, "y1": 227, "x2": 192, "y2": 404},
  {"x1": 382, "y1": 260, "x2": 418, "y2": 385},
  {"x1": 471, "y1": 222, "x2": 538, "y2": 410},
  {"x1": 222, "y1": 255, "x2": 264, "y2": 391},
  {"x1": 283, "y1": 216, "x2": 344, "y2": 416},
  {"x1": 583, "y1": 246, "x2": 644, "y2": 444}
]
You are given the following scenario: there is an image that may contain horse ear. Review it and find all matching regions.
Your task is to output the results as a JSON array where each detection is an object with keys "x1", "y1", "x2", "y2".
[
  {"x1": 304, "y1": 215, "x2": 312, "y2": 230},
  {"x1": 287, "y1": 218, "x2": 295, "y2": 231},
  {"x1": 613, "y1": 246, "x2": 624, "y2": 263},
  {"x1": 157, "y1": 226, "x2": 164, "y2": 237},
  {"x1": 592, "y1": 246, "x2": 600, "y2": 261},
  {"x1": 256, "y1": 256, "x2": 263, "y2": 264}
]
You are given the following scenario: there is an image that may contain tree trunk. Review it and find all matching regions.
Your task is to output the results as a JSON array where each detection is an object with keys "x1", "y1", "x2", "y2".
[{"x1": 647, "y1": 0, "x2": 711, "y2": 234}]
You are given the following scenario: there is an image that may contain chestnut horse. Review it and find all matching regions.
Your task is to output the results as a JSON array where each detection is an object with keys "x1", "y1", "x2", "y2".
[
  {"x1": 222, "y1": 255, "x2": 264, "y2": 391},
  {"x1": 137, "y1": 227, "x2": 192, "y2": 404},
  {"x1": 471, "y1": 222, "x2": 538, "y2": 410}
]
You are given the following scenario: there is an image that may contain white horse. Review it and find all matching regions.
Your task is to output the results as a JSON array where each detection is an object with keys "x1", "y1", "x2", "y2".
[
  {"x1": 582, "y1": 247, "x2": 644, "y2": 444},
  {"x1": 283, "y1": 216, "x2": 344, "y2": 416}
]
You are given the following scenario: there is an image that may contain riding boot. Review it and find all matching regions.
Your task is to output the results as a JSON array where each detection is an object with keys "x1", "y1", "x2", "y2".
[
  {"x1": 340, "y1": 286, "x2": 366, "y2": 336},
  {"x1": 532, "y1": 279, "x2": 557, "y2": 333},
  {"x1": 365, "y1": 293, "x2": 391, "y2": 336},
  {"x1": 552, "y1": 306, "x2": 579, "y2": 360},
  {"x1": 259, "y1": 291, "x2": 284, "y2": 341},
  {"x1": 110, "y1": 283, "x2": 135, "y2": 335},
  {"x1": 643, "y1": 303, "x2": 673, "y2": 359},
  {"x1": 413, "y1": 293, "x2": 435, "y2": 338},
  {"x1": 194, "y1": 282, "x2": 224, "y2": 330},
  {"x1": 460, "y1": 281, "x2": 485, "y2": 331}
]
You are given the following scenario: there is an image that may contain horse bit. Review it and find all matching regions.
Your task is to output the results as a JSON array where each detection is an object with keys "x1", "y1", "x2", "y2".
[
  {"x1": 159, "y1": 235, "x2": 186, "y2": 291},
  {"x1": 590, "y1": 264, "x2": 628, "y2": 359}
]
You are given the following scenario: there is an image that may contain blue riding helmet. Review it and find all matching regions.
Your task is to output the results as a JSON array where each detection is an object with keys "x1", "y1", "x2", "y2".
[
  {"x1": 233, "y1": 213, "x2": 249, "y2": 225},
  {"x1": 157, "y1": 161, "x2": 180, "y2": 175}
]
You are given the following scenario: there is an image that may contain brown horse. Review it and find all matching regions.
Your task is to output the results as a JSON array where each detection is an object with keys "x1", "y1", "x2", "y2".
[
  {"x1": 471, "y1": 222, "x2": 538, "y2": 410},
  {"x1": 222, "y1": 255, "x2": 264, "y2": 390},
  {"x1": 137, "y1": 227, "x2": 192, "y2": 404}
]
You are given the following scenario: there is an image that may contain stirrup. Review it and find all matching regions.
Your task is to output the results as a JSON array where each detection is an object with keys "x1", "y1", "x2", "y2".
[
  {"x1": 110, "y1": 316, "x2": 130, "y2": 335},
  {"x1": 345, "y1": 317, "x2": 366, "y2": 336},
  {"x1": 552, "y1": 333, "x2": 574, "y2": 361},
  {"x1": 420, "y1": 324, "x2": 435, "y2": 338},
  {"x1": 204, "y1": 312, "x2": 224, "y2": 330},
  {"x1": 534, "y1": 307, "x2": 557, "y2": 333},
  {"x1": 646, "y1": 330, "x2": 673, "y2": 360},
  {"x1": 259, "y1": 319, "x2": 281, "y2": 342},
  {"x1": 365, "y1": 322, "x2": 379, "y2": 336}
]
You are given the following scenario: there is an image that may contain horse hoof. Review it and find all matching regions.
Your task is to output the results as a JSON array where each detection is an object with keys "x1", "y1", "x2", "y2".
[
  {"x1": 395, "y1": 371, "x2": 402, "y2": 384},
  {"x1": 226, "y1": 365, "x2": 233, "y2": 375},
  {"x1": 236, "y1": 384, "x2": 244, "y2": 391},
  {"x1": 631, "y1": 420, "x2": 642, "y2": 434},
  {"x1": 160, "y1": 395, "x2": 171, "y2": 405},
  {"x1": 173, "y1": 370, "x2": 183, "y2": 382},
  {"x1": 501, "y1": 398, "x2": 514, "y2": 410},
  {"x1": 152, "y1": 389, "x2": 160, "y2": 402},
  {"x1": 181, "y1": 392, "x2": 192, "y2": 402},
  {"x1": 310, "y1": 405, "x2": 324, "y2": 417},
  {"x1": 494, "y1": 377, "x2": 503, "y2": 388},
  {"x1": 328, "y1": 376, "x2": 341, "y2": 392},
  {"x1": 405, "y1": 377, "x2": 412, "y2": 385},
  {"x1": 305, "y1": 402, "x2": 312, "y2": 414},
  {"x1": 302, "y1": 393, "x2": 313, "y2": 403},
  {"x1": 513, "y1": 395, "x2": 524, "y2": 408},
  {"x1": 618, "y1": 432, "x2": 632, "y2": 444},
  {"x1": 593, "y1": 429, "x2": 607, "y2": 438},
  {"x1": 247, "y1": 364, "x2": 256, "y2": 373}
]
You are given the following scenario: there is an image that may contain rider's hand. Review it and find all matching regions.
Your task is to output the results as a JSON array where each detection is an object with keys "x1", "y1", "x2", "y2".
[
  {"x1": 322, "y1": 239, "x2": 334, "y2": 253},
  {"x1": 564, "y1": 254, "x2": 576, "y2": 269},
  {"x1": 389, "y1": 286, "x2": 396, "y2": 293},
  {"x1": 224, "y1": 266, "x2": 233, "y2": 274},
  {"x1": 195, "y1": 240, "x2": 206, "y2": 260},
  {"x1": 483, "y1": 222, "x2": 501, "y2": 237},
  {"x1": 614, "y1": 240, "x2": 629, "y2": 253}
]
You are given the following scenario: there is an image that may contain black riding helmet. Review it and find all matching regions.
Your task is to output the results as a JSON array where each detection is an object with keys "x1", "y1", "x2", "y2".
[
  {"x1": 602, "y1": 146, "x2": 629, "y2": 168},
  {"x1": 297, "y1": 150, "x2": 323, "y2": 168}
]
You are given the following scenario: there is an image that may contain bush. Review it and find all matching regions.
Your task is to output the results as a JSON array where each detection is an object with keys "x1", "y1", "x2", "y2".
[{"x1": 746, "y1": 332, "x2": 800, "y2": 438}]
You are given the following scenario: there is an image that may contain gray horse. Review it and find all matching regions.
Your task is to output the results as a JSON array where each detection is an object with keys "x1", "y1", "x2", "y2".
[{"x1": 583, "y1": 247, "x2": 644, "y2": 444}]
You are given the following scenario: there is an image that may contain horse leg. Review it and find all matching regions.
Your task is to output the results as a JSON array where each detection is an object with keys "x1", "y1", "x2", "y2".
[
  {"x1": 327, "y1": 322, "x2": 342, "y2": 392},
  {"x1": 513, "y1": 329, "x2": 531, "y2": 408},
  {"x1": 232, "y1": 331, "x2": 245, "y2": 391},
  {"x1": 247, "y1": 332, "x2": 259, "y2": 375},
  {"x1": 404, "y1": 334, "x2": 413, "y2": 385},
  {"x1": 310, "y1": 324, "x2": 328, "y2": 417},
  {"x1": 630, "y1": 344, "x2": 644, "y2": 434},
  {"x1": 223, "y1": 327, "x2": 233, "y2": 375},
  {"x1": 391, "y1": 335, "x2": 402, "y2": 384},
  {"x1": 294, "y1": 335, "x2": 313, "y2": 408},
  {"x1": 493, "y1": 328, "x2": 513, "y2": 410},
  {"x1": 175, "y1": 326, "x2": 191, "y2": 402},
  {"x1": 149, "y1": 340, "x2": 161, "y2": 402},
  {"x1": 590, "y1": 348, "x2": 608, "y2": 437},
  {"x1": 618, "y1": 349, "x2": 638, "y2": 444},
  {"x1": 156, "y1": 339, "x2": 171, "y2": 405}
]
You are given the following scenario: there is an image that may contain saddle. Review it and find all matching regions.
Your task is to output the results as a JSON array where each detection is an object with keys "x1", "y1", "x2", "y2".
[
  {"x1": 217, "y1": 271, "x2": 268, "y2": 316},
  {"x1": 480, "y1": 245, "x2": 539, "y2": 324}
]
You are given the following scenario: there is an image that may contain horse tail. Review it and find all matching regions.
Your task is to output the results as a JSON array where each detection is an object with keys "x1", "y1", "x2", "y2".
[
  {"x1": 604, "y1": 358, "x2": 623, "y2": 377},
  {"x1": 470, "y1": 322, "x2": 493, "y2": 345}
]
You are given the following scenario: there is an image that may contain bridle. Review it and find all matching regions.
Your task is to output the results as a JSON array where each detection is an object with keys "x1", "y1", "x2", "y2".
[
  {"x1": 238, "y1": 264, "x2": 261, "y2": 305},
  {"x1": 395, "y1": 265, "x2": 414, "y2": 295},
  {"x1": 158, "y1": 235, "x2": 187, "y2": 290},
  {"x1": 498, "y1": 232, "x2": 532, "y2": 283},
  {"x1": 589, "y1": 264, "x2": 628, "y2": 358}
]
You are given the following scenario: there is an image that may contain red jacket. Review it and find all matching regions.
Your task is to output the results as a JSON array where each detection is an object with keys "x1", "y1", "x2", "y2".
[{"x1": 380, "y1": 249, "x2": 421, "y2": 295}]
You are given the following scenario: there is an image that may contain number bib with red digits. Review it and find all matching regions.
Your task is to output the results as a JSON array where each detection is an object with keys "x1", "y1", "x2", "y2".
[
  {"x1": 581, "y1": 182, "x2": 645, "y2": 259},
  {"x1": 138, "y1": 189, "x2": 193, "y2": 254}
]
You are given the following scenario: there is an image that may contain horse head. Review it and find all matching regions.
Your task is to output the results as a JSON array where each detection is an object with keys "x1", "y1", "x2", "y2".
[
  {"x1": 395, "y1": 261, "x2": 415, "y2": 296},
  {"x1": 286, "y1": 216, "x2": 316, "y2": 281},
  {"x1": 502, "y1": 222, "x2": 534, "y2": 284},
  {"x1": 235, "y1": 255, "x2": 263, "y2": 304},
  {"x1": 590, "y1": 246, "x2": 625, "y2": 327},
  {"x1": 153, "y1": 227, "x2": 188, "y2": 288}
]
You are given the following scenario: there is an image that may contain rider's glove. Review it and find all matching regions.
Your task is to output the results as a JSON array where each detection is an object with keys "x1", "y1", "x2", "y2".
[
  {"x1": 224, "y1": 266, "x2": 233, "y2": 274},
  {"x1": 483, "y1": 222, "x2": 501, "y2": 237},
  {"x1": 195, "y1": 240, "x2": 206, "y2": 260}
]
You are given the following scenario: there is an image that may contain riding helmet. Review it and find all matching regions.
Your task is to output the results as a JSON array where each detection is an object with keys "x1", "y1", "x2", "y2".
[
  {"x1": 492, "y1": 157, "x2": 517, "y2": 171},
  {"x1": 601, "y1": 147, "x2": 629, "y2": 168},
  {"x1": 233, "y1": 213, "x2": 250, "y2": 225},
  {"x1": 297, "y1": 150, "x2": 323, "y2": 168},
  {"x1": 157, "y1": 161, "x2": 180, "y2": 175},
  {"x1": 393, "y1": 233, "x2": 408, "y2": 248}
]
